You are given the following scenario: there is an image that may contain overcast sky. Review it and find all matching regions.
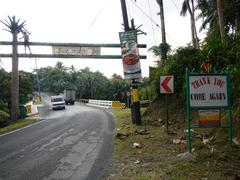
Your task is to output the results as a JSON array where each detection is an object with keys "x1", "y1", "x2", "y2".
[{"x1": 0, "y1": 0, "x2": 205, "y2": 78}]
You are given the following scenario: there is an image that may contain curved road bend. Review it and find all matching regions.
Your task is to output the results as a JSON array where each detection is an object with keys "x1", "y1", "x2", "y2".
[{"x1": 0, "y1": 104, "x2": 114, "y2": 180}]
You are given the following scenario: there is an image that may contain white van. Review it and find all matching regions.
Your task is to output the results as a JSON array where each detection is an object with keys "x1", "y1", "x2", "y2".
[{"x1": 51, "y1": 95, "x2": 65, "y2": 110}]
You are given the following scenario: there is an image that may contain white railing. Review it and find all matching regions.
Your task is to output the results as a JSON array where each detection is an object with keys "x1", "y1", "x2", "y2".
[
  {"x1": 88, "y1": 99, "x2": 112, "y2": 108},
  {"x1": 81, "y1": 99, "x2": 150, "y2": 109}
]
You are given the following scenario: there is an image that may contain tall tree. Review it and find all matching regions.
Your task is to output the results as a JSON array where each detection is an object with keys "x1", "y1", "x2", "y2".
[
  {"x1": 0, "y1": 16, "x2": 26, "y2": 122},
  {"x1": 156, "y1": 0, "x2": 168, "y2": 61},
  {"x1": 216, "y1": 0, "x2": 225, "y2": 43},
  {"x1": 156, "y1": 0, "x2": 166, "y2": 44},
  {"x1": 181, "y1": 0, "x2": 199, "y2": 49}
]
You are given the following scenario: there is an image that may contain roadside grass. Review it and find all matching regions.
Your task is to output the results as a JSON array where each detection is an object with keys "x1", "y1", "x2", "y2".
[
  {"x1": 109, "y1": 101, "x2": 240, "y2": 179},
  {"x1": 0, "y1": 119, "x2": 37, "y2": 135}
]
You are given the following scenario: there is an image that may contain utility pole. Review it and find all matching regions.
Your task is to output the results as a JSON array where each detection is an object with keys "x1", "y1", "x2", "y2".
[
  {"x1": 120, "y1": 0, "x2": 130, "y2": 31},
  {"x1": 34, "y1": 58, "x2": 41, "y2": 102},
  {"x1": 120, "y1": 0, "x2": 142, "y2": 125},
  {"x1": 156, "y1": 0, "x2": 166, "y2": 44}
]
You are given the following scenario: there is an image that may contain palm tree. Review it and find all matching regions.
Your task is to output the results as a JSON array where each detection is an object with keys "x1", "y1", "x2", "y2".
[
  {"x1": 216, "y1": 0, "x2": 225, "y2": 43},
  {"x1": 149, "y1": 43, "x2": 170, "y2": 62},
  {"x1": 195, "y1": 0, "x2": 217, "y2": 31},
  {"x1": 156, "y1": 0, "x2": 169, "y2": 60},
  {"x1": 181, "y1": 0, "x2": 199, "y2": 49},
  {"x1": 0, "y1": 16, "x2": 26, "y2": 122}
]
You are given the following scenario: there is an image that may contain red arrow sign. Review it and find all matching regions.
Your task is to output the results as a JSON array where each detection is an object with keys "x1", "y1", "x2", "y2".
[{"x1": 160, "y1": 76, "x2": 174, "y2": 93}]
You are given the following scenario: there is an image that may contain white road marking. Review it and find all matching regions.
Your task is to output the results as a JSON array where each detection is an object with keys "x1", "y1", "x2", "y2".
[{"x1": 0, "y1": 119, "x2": 47, "y2": 137}]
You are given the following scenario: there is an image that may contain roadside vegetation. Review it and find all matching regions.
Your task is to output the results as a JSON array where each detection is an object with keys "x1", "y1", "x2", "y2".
[
  {"x1": 0, "y1": 119, "x2": 36, "y2": 135},
  {"x1": 108, "y1": 1, "x2": 240, "y2": 177},
  {"x1": 0, "y1": 0, "x2": 239, "y2": 178},
  {"x1": 109, "y1": 99, "x2": 240, "y2": 179}
]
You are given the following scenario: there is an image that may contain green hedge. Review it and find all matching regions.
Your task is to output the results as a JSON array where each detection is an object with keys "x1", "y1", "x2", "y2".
[{"x1": 0, "y1": 110, "x2": 10, "y2": 128}]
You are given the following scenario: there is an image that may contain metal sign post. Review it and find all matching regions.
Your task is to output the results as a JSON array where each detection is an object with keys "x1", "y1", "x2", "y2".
[
  {"x1": 185, "y1": 68, "x2": 233, "y2": 152},
  {"x1": 160, "y1": 76, "x2": 174, "y2": 133}
]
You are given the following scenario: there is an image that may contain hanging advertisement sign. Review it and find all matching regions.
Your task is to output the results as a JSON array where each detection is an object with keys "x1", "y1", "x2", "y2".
[
  {"x1": 188, "y1": 75, "x2": 229, "y2": 108},
  {"x1": 119, "y1": 30, "x2": 142, "y2": 80}
]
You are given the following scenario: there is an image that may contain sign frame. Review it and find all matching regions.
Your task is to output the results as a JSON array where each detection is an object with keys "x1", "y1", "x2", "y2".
[
  {"x1": 185, "y1": 68, "x2": 233, "y2": 153},
  {"x1": 187, "y1": 73, "x2": 230, "y2": 109}
]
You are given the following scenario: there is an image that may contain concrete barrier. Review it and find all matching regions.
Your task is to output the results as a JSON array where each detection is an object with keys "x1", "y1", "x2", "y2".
[
  {"x1": 87, "y1": 99, "x2": 125, "y2": 109},
  {"x1": 25, "y1": 101, "x2": 39, "y2": 116},
  {"x1": 88, "y1": 99, "x2": 112, "y2": 108}
]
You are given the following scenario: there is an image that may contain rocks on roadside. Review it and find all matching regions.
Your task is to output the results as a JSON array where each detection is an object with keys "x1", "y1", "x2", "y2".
[
  {"x1": 177, "y1": 152, "x2": 196, "y2": 162},
  {"x1": 232, "y1": 137, "x2": 240, "y2": 146},
  {"x1": 172, "y1": 138, "x2": 187, "y2": 144},
  {"x1": 116, "y1": 132, "x2": 130, "y2": 140},
  {"x1": 132, "y1": 142, "x2": 142, "y2": 149},
  {"x1": 134, "y1": 129, "x2": 149, "y2": 135}
]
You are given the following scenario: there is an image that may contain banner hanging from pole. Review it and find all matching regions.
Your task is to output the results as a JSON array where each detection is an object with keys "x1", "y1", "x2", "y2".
[{"x1": 119, "y1": 30, "x2": 142, "y2": 80}]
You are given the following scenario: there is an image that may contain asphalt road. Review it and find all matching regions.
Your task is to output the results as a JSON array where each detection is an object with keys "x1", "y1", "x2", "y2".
[{"x1": 0, "y1": 103, "x2": 115, "y2": 180}]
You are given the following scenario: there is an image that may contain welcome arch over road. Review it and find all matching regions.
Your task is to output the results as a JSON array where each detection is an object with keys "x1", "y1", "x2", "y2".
[{"x1": 0, "y1": 41, "x2": 147, "y2": 59}]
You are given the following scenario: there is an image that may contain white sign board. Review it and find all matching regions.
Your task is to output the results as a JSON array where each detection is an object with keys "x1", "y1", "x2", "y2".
[
  {"x1": 189, "y1": 75, "x2": 228, "y2": 107},
  {"x1": 160, "y1": 76, "x2": 174, "y2": 94},
  {"x1": 52, "y1": 46, "x2": 101, "y2": 55}
]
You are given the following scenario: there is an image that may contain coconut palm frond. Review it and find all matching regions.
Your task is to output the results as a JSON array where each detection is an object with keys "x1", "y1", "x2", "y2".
[
  {"x1": 19, "y1": 21, "x2": 27, "y2": 28},
  {"x1": 199, "y1": 12, "x2": 216, "y2": 31},
  {"x1": 16, "y1": 18, "x2": 21, "y2": 26},
  {"x1": 2, "y1": 28, "x2": 11, "y2": 33},
  {"x1": 0, "y1": 20, "x2": 11, "y2": 29},
  {"x1": 8, "y1": 16, "x2": 14, "y2": 25},
  {"x1": 1, "y1": 16, "x2": 27, "y2": 34},
  {"x1": 180, "y1": 1, "x2": 188, "y2": 16}
]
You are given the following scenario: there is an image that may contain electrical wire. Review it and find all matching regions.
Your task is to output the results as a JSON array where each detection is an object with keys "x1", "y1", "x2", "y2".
[
  {"x1": 129, "y1": 0, "x2": 160, "y2": 29},
  {"x1": 147, "y1": 0, "x2": 156, "y2": 44},
  {"x1": 170, "y1": 0, "x2": 181, "y2": 13},
  {"x1": 88, "y1": 0, "x2": 113, "y2": 30},
  {"x1": 129, "y1": 0, "x2": 178, "y2": 44}
]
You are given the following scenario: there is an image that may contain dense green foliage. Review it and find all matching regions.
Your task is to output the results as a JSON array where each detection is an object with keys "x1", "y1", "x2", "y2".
[
  {"x1": 34, "y1": 62, "x2": 131, "y2": 101},
  {"x1": 0, "y1": 110, "x2": 10, "y2": 127},
  {"x1": 0, "y1": 69, "x2": 11, "y2": 113},
  {"x1": 149, "y1": 0, "x2": 240, "y2": 102},
  {"x1": 0, "y1": 69, "x2": 34, "y2": 114}
]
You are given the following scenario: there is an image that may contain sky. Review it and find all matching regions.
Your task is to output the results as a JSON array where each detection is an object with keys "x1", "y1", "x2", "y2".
[{"x1": 0, "y1": 0, "x2": 206, "y2": 78}]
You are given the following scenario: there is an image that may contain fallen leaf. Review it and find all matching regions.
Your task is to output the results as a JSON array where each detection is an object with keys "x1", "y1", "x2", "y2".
[
  {"x1": 134, "y1": 159, "x2": 141, "y2": 164},
  {"x1": 133, "y1": 142, "x2": 142, "y2": 148},
  {"x1": 232, "y1": 137, "x2": 240, "y2": 145},
  {"x1": 203, "y1": 137, "x2": 214, "y2": 144}
]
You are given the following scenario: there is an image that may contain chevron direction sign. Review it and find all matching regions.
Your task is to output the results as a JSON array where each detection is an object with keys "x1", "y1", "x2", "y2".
[{"x1": 160, "y1": 76, "x2": 174, "y2": 94}]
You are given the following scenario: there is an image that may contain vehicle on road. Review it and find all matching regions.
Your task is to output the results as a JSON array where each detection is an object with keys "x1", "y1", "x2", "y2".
[
  {"x1": 63, "y1": 89, "x2": 76, "y2": 105},
  {"x1": 51, "y1": 95, "x2": 65, "y2": 110}
]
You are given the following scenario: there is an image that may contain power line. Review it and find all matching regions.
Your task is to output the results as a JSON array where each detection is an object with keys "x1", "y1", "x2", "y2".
[
  {"x1": 129, "y1": 0, "x2": 179, "y2": 45},
  {"x1": 129, "y1": 0, "x2": 160, "y2": 29},
  {"x1": 170, "y1": 0, "x2": 181, "y2": 13},
  {"x1": 88, "y1": 0, "x2": 113, "y2": 30},
  {"x1": 147, "y1": 0, "x2": 156, "y2": 44}
]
